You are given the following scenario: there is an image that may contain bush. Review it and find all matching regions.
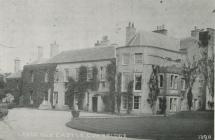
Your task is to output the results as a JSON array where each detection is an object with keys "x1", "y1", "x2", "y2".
[{"x1": 71, "y1": 110, "x2": 80, "y2": 118}]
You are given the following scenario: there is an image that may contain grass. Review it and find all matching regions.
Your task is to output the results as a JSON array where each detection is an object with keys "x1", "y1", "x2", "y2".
[{"x1": 66, "y1": 111, "x2": 214, "y2": 140}]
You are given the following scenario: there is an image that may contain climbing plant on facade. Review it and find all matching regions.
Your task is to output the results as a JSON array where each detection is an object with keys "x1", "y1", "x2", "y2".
[
  {"x1": 126, "y1": 80, "x2": 133, "y2": 114},
  {"x1": 106, "y1": 59, "x2": 116, "y2": 113},
  {"x1": 116, "y1": 72, "x2": 122, "y2": 113},
  {"x1": 65, "y1": 65, "x2": 99, "y2": 110},
  {"x1": 147, "y1": 65, "x2": 160, "y2": 114}
]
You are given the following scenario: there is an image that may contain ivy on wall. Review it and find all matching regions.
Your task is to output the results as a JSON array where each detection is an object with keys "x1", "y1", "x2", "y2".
[
  {"x1": 65, "y1": 65, "x2": 99, "y2": 110},
  {"x1": 147, "y1": 65, "x2": 160, "y2": 114},
  {"x1": 22, "y1": 64, "x2": 57, "y2": 107},
  {"x1": 106, "y1": 59, "x2": 116, "y2": 113},
  {"x1": 126, "y1": 80, "x2": 133, "y2": 114},
  {"x1": 116, "y1": 72, "x2": 122, "y2": 113}
]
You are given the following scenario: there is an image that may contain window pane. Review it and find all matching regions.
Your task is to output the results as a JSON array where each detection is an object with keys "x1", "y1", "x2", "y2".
[
  {"x1": 135, "y1": 74, "x2": 142, "y2": 90},
  {"x1": 135, "y1": 53, "x2": 143, "y2": 64},
  {"x1": 159, "y1": 75, "x2": 163, "y2": 87},
  {"x1": 100, "y1": 66, "x2": 105, "y2": 81},
  {"x1": 174, "y1": 76, "x2": 178, "y2": 89},
  {"x1": 170, "y1": 75, "x2": 174, "y2": 88},
  {"x1": 87, "y1": 67, "x2": 93, "y2": 80},
  {"x1": 122, "y1": 54, "x2": 129, "y2": 65},
  {"x1": 134, "y1": 96, "x2": 140, "y2": 109}
]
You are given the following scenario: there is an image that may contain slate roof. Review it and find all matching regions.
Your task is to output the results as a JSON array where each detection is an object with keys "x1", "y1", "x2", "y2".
[
  {"x1": 127, "y1": 31, "x2": 180, "y2": 51},
  {"x1": 6, "y1": 71, "x2": 22, "y2": 79},
  {"x1": 47, "y1": 46, "x2": 115, "y2": 64},
  {"x1": 30, "y1": 58, "x2": 49, "y2": 65}
]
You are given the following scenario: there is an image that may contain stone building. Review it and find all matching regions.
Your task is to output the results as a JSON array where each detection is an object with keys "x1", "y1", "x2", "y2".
[
  {"x1": 46, "y1": 46, "x2": 115, "y2": 111},
  {"x1": 22, "y1": 63, "x2": 56, "y2": 108},
  {"x1": 116, "y1": 24, "x2": 186, "y2": 114},
  {"x1": 5, "y1": 58, "x2": 22, "y2": 104},
  {"x1": 21, "y1": 43, "x2": 58, "y2": 108}
]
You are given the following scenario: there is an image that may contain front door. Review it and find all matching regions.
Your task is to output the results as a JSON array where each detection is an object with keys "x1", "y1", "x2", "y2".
[{"x1": 92, "y1": 96, "x2": 97, "y2": 112}]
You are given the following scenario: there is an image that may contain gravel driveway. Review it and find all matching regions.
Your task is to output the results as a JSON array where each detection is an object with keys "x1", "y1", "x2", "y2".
[{"x1": 0, "y1": 108, "x2": 143, "y2": 140}]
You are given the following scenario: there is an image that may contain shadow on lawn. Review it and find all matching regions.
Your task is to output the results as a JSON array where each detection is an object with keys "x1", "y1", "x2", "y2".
[{"x1": 66, "y1": 111, "x2": 214, "y2": 140}]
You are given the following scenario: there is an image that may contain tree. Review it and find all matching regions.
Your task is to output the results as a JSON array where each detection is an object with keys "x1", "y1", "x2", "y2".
[
  {"x1": 65, "y1": 65, "x2": 98, "y2": 110},
  {"x1": 182, "y1": 31, "x2": 214, "y2": 110},
  {"x1": 187, "y1": 88, "x2": 193, "y2": 110},
  {"x1": 106, "y1": 60, "x2": 116, "y2": 113},
  {"x1": 65, "y1": 77, "x2": 77, "y2": 108},
  {"x1": 126, "y1": 80, "x2": 133, "y2": 114}
]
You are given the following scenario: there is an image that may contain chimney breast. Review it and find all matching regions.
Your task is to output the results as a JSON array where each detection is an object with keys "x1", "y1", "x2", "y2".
[
  {"x1": 14, "y1": 58, "x2": 21, "y2": 73},
  {"x1": 126, "y1": 22, "x2": 136, "y2": 45},
  {"x1": 153, "y1": 25, "x2": 168, "y2": 35},
  {"x1": 191, "y1": 26, "x2": 201, "y2": 39}
]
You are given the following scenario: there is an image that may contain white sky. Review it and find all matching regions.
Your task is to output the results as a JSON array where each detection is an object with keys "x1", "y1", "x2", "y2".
[{"x1": 0, "y1": 0, "x2": 214, "y2": 72}]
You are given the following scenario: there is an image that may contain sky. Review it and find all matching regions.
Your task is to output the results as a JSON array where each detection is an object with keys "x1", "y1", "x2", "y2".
[{"x1": 0, "y1": 0, "x2": 214, "y2": 73}]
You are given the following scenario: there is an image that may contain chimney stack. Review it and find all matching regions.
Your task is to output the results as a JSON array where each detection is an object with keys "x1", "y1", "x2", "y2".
[
  {"x1": 37, "y1": 46, "x2": 43, "y2": 60},
  {"x1": 50, "y1": 41, "x2": 59, "y2": 58},
  {"x1": 14, "y1": 58, "x2": 21, "y2": 73},
  {"x1": 126, "y1": 22, "x2": 136, "y2": 45},
  {"x1": 191, "y1": 26, "x2": 201, "y2": 39},
  {"x1": 94, "y1": 36, "x2": 110, "y2": 47},
  {"x1": 153, "y1": 24, "x2": 168, "y2": 35}
]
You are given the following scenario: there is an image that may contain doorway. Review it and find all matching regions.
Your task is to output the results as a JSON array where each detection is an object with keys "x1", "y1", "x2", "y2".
[{"x1": 92, "y1": 96, "x2": 98, "y2": 112}]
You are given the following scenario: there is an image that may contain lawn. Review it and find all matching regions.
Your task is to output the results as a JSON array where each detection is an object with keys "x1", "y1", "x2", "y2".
[{"x1": 66, "y1": 111, "x2": 214, "y2": 140}]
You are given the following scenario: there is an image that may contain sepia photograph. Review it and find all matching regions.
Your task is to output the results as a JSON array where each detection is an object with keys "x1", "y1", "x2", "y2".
[{"x1": 0, "y1": 0, "x2": 214, "y2": 140}]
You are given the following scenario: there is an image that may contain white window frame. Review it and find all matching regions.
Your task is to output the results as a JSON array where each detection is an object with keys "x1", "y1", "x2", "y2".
[
  {"x1": 100, "y1": 66, "x2": 105, "y2": 81},
  {"x1": 133, "y1": 96, "x2": 141, "y2": 109},
  {"x1": 170, "y1": 74, "x2": 179, "y2": 89},
  {"x1": 87, "y1": 67, "x2": 93, "y2": 81},
  {"x1": 158, "y1": 73, "x2": 164, "y2": 88},
  {"x1": 122, "y1": 53, "x2": 130, "y2": 65},
  {"x1": 134, "y1": 73, "x2": 142, "y2": 92},
  {"x1": 134, "y1": 53, "x2": 143, "y2": 64},
  {"x1": 181, "y1": 78, "x2": 186, "y2": 90},
  {"x1": 169, "y1": 97, "x2": 177, "y2": 112},
  {"x1": 174, "y1": 75, "x2": 178, "y2": 89},
  {"x1": 170, "y1": 74, "x2": 174, "y2": 89}
]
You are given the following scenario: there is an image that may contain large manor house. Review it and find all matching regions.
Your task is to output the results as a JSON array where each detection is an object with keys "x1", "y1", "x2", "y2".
[{"x1": 7, "y1": 23, "x2": 214, "y2": 114}]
